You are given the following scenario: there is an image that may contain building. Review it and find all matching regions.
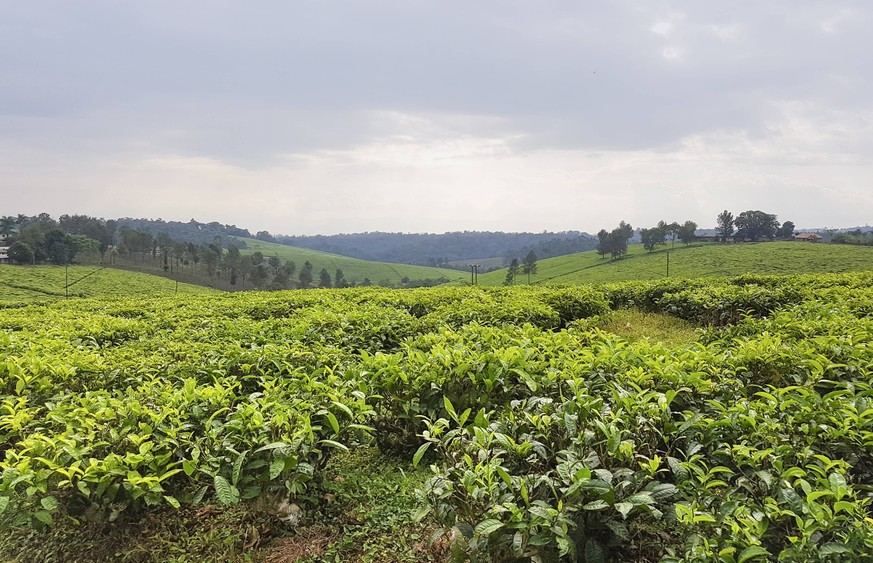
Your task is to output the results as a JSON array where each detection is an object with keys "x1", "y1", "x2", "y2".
[
  {"x1": 794, "y1": 233, "x2": 822, "y2": 242},
  {"x1": 0, "y1": 246, "x2": 9, "y2": 263}
]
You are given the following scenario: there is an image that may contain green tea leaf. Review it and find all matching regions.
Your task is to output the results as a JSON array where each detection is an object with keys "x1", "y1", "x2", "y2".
[{"x1": 474, "y1": 518, "x2": 504, "y2": 536}]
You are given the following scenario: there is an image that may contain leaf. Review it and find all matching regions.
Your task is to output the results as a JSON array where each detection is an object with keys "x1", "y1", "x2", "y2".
[
  {"x1": 583, "y1": 500, "x2": 609, "y2": 511},
  {"x1": 269, "y1": 458, "x2": 285, "y2": 480},
  {"x1": 411, "y1": 505, "x2": 431, "y2": 522},
  {"x1": 254, "y1": 442, "x2": 292, "y2": 454},
  {"x1": 584, "y1": 538, "x2": 606, "y2": 563},
  {"x1": 40, "y1": 496, "x2": 59, "y2": 511},
  {"x1": 213, "y1": 475, "x2": 240, "y2": 506},
  {"x1": 0, "y1": 497, "x2": 9, "y2": 515},
  {"x1": 443, "y1": 396, "x2": 458, "y2": 422},
  {"x1": 191, "y1": 485, "x2": 208, "y2": 505},
  {"x1": 163, "y1": 495, "x2": 181, "y2": 509},
  {"x1": 737, "y1": 546, "x2": 770, "y2": 563},
  {"x1": 412, "y1": 442, "x2": 431, "y2": 467},
  {"x1": 182, "y1": 460, "x2": 196, "y2": 477},
  {"x1": 330, "y1": 400, "x2": 354, "y2": 418},
  {"x1": 496, "y1": 466, "x2": 512, "y2": 487},
  {"x1": 474, "y1": 518, "x2": 504, "y2": 536},
  {"x1": 232, "y1": 450, "x2": 248, "y2": 486},
  {"x1": 614, "y1": 502, "x2": 633, "y2": 519},
  {"x1": 606, "y1": 520, "x2": 629, "y2": 541},
  {"x1": 819, "y1": 543, "x2": 852, "y2": 555},
  {"x1": 582, "y1": 479, "x2": 611, "y2": 495},
  {"x1": 626, "y1": 492, "x2": 656, "y2": 506},
  {"x1": 326, "y1": 412, "x2": 340, "y2": 434},
  {"x1": 834, "y1": 500, "x2": 855, "y2": 514},
  {"x1": 33, "y1": 510, "x2": 53, "y2": 526},
  {"x1": 649, "y1": 482, "x2": 678, "y2": 500},
  {"x1": 319, "y1": 439, "x2": 349, "y2": 452}
]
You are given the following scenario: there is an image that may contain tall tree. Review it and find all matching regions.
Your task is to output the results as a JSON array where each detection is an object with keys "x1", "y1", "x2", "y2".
[
  {"x1": 716, "y1": 210, "x2": 734, "y2": 242},
  {"x1": 640, "y1": 227, "x2": 663, "y2": 252},
  {"x1": 44, "y1": 229, "x2": 75, "y2": 265},
  {"x1": 318, "y1": 268, "x2": 332, "y2": 288},
  {"x1": 521, "y1": 250, "x2": 538, "y2": 284},
  {"x1": 678, "y1": 221, "x2": 697, "y2": 245},
  {"x1": 504, "y1": 258, "x2": 520, "y2": 286},
  {"x1": 299, "y1": 261, "x2": 314, "y2": 288},
  {"x1": 7, "y1": 241, "x2": 34, "y2": 264},
  {"x1": 735, "y1": 210, "x2": 779, "y2": 241},
  {"x1": 334, "y1": 268, "x2": 346, "y2": 288},
  {"x1": 596, "y1": 229, "x2": 610, "y2": 258},
  {"x1": 776, "y1": 221, "x2": 795, "y2": 239}
]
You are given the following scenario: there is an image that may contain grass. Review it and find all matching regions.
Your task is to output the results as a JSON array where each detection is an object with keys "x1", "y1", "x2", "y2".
[
  {"x1": 479, "y1": 242, "x2": 873, "y2": 286},
  {"x1": 0, "y1": 264, "x2": 217, "y2": 305},
  {"x1": 594, "y1": 309, "x2": 700, "y2": 347},
  {"x1": 235, "y1": 238, "x2": 467, "y2": 286}
]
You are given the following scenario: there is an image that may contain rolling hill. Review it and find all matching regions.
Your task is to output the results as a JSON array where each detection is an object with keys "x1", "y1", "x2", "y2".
[
  {"x1": 479, "y1": 242, "x2": 873, "y2": 285},
  {"x1": 235, "y1": 237, "x2": 468, "y2": 285},
  {"x1": 0, "y1": 265, "x2": 217, "y2": 305}
]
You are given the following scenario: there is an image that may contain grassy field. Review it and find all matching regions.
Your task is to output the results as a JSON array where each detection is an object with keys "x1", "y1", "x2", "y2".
[
  {"x1": 236, "y1": 237, "x2": 467, "y2": 285},
  {"x1": 0, "y1": 264, "x2": 217, "y2": 305},
  {"x1": 480, "y1": 242, "x2": 873, "y2": 285}
]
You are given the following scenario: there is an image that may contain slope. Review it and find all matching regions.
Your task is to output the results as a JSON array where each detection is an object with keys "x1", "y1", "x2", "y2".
[
  {"x1": 236, "y1": 237, "x2": 467, "y2": 285},
  {"x1": 0, "y1": 264, "x2": 217, "y2": 305},
  {"x1": 479, "y1": 242, "x2": 873, "y2": 285}
]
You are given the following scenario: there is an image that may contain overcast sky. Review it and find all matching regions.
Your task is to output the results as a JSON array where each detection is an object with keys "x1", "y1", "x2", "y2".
[{"x1": 2, "y1": 1, "x2": 871, "y2": 235}]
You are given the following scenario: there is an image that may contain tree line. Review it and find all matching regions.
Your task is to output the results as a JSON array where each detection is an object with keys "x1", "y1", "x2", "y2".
[
  {"x1": 0, "y1": 214, "x2": 446, "y2": 290},
  {"x1": 715, "y1": 210, "x2": 795, "y2": 242}
]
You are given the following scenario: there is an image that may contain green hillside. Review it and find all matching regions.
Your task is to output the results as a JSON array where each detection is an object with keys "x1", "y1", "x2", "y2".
[
  {"x1": 480, "y1": 242, "x2": 873, "y2": 285},
  {"x1": 236, "y1": 237, "x2": 467, "y2": 285},
  {"x1": 0, "y1": 265, "x2": 217, "y2": 305}
]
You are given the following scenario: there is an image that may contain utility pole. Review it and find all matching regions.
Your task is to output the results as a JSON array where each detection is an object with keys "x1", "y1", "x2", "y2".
[
  {"x1": 666, "y1": 251, "x2": 670, "y2": 277},
  {"x1": 468, "y1": 264, "x2": 482, "y2": 285}
]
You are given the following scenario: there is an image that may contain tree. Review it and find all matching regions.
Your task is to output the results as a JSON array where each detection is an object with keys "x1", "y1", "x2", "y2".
[
  {"x1": 0, "y1": 216, "x2": 16, "y2": 237},
  {"x1": 735, "y1": 210, "x2": 779, "y2": 241},
  {"x1": 660, "y1": 221, "x2": 681, "y2": 248},
  {"x1": 504, "y1": 258, "x2": 520, "y2": 286},
  {"x1": 334, "y1": 269, "x2": 346, "y2": 288},
  {"x1": 44, "y1": 229, "x2": 75, "y2": 265},
  {"x1": 596, "y1": 229, "x2": 610, "y2": 258},
  {"x1": 678, "y1": 221, "x2": 697, "y2": 245},
  {"x1": 7, "y1": 241, "x2": 34, "y2": 264},
  {"x1": 603, "y1": 221, "x2": 633, "y2": 260},
  {"x1": 521, "y1": 250, "x2": 538, "y2": 284},
  {"x1": 298, "y1": 261, "x2": 314, "y2": 288},
  {"x1": 250, "y1": 264, "x2": 269, "y2": 288},
  {"x1": 318, "y1": 268, "x2": 332, "y2": 288},
  {"x1": 716, "y1": 210, "x2": 734, "y2": 242},
  {"x1": 776, "y1": 221, "x2": 795, "y2": 239},
  {"x1": 640, "y1": 227, "x2": 663, "y2": 252}
]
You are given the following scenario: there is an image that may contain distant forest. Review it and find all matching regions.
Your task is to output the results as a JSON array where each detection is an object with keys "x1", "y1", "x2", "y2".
[{"x1": 275, "y1": 231, "x2": 598, "y2": 267}]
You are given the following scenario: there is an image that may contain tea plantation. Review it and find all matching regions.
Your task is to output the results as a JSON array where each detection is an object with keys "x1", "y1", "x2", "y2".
[{"x1": 0, "y1": 273, "x2": 871, "y2": 561}]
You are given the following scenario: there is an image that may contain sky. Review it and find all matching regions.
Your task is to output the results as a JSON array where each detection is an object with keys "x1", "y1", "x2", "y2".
[{"x1": 2, "y1": 1, "x2": 872, "y2": 235}]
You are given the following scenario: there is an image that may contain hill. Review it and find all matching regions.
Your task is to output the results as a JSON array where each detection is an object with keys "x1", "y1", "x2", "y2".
[
  {"x1": 479, "y1": 241, "x2": 873, "y2": 285},
  {"x1": 274, "y1": 230, "x2": 597, "y2": 266},
  {"x1": 0, "y1": 264, "x2": 217, "y2": 305},
  {"x1": 235, "y1": 237, "x2": 468, "y2": 286}
]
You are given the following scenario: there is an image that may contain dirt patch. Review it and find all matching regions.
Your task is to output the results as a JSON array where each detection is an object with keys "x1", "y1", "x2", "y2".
[{"x1": 261, "y1": 526, "x2": 337, "y2": 562}]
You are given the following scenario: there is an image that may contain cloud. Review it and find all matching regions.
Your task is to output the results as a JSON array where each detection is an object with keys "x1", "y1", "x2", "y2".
[{"x1": 1, "y1": 1, "x2": 872, "y2": 233}]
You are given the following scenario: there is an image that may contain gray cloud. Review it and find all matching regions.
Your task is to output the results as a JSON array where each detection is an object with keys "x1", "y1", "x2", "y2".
[{"x1": 1, "y1": 1, "x2": 871, "y2": 233}]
